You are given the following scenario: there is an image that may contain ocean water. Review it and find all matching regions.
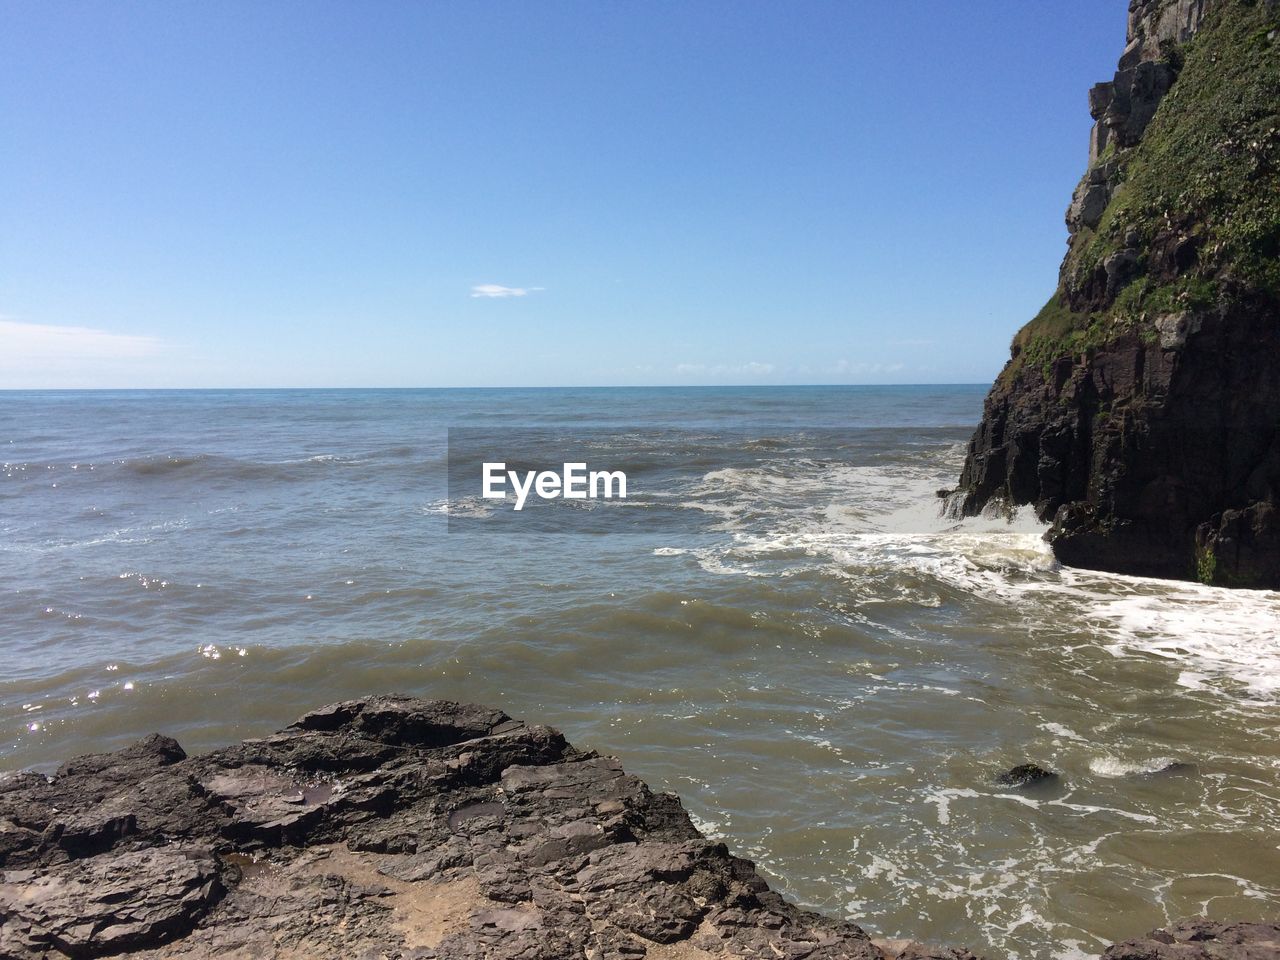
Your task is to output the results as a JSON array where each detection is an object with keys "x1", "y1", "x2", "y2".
[{"x1": 3, "y1": 386, "x2": 1279, "y2": 959}]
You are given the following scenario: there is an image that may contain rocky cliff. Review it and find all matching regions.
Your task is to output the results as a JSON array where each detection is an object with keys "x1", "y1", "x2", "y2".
[
  {"x1": 957, "y1": 0, "x2": 1280, "y2": 587},
  {"x1": 2, "y1": 697, "x2": 1276, "y2": 959}
]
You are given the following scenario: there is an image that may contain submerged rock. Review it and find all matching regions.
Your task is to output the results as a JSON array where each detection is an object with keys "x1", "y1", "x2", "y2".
[
  {"x1": 994, "y1": 764, "x2": 1060, "y2": 789},
  {"x1": 1146, "y1": 761, "x2": 1199, "y2": 778}
]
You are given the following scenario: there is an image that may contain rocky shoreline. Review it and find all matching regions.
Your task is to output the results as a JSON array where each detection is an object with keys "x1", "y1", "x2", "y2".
[{"x1": 0, "y1": 696, "x2": 1274, "y2": 959}]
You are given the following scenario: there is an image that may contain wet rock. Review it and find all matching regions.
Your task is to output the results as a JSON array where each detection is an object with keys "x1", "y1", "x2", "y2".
[
  {"x1": 1147, "y1": 761, "x2": 1199, "y2": 778},
  {"x1": 995, "y1": 764, "x2": 1060, "y2": 789},
  {"x1": 875, "y1": 938, "x2": 983, "y2": 960}
]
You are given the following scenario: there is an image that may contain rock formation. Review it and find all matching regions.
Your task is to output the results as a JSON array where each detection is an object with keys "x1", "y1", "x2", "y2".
[
  {"x1": 0, "y1": 696, "x2": 979, "y2": 959},
  {"x1": 957, "y1": 0, "x2": 1280, "y2": 587},
  {"x1": 1104, "y1": 920, "x2": 1280, "y2": 960}
]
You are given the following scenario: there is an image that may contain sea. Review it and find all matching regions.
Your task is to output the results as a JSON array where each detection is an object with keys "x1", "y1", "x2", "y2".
[{"x1": 3, "y1": 386, "x2": 1279, "y2": 960}]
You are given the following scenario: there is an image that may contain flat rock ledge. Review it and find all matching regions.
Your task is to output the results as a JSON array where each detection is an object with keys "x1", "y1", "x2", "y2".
[{"x1": 0, "y1": 697, "x2": 1272, "y2": 960}]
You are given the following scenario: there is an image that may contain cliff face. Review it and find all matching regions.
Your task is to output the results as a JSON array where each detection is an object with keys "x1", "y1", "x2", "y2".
[{"x1": 958, "y1": 0, "x2": 1280, "y2": 587}]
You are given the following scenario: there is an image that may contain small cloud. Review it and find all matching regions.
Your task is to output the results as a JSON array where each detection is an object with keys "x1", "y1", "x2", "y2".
[
  {"x1": 470, "y1": 284, "x2": 543, "y2": 299},
  {"x1": 674, "y1": 361, "x2": 775, "y2": 378},
  {"x1": 0, "y1": 318, "x2": 162, "y2": 361},
  {"x1": 830, "y1": 359, "x2": 906, "y2": 376},
  {"x1": 0, "y1": 317, "x2": 167, "y2": 388}
]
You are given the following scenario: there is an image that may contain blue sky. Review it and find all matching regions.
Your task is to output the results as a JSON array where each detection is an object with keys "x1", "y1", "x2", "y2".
[{"x1": 1, "y1": 1, "x2": 1123, "y2": 388}]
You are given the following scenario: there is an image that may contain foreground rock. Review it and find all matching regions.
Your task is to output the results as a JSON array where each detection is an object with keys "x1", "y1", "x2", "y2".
[
  {"x1": 0, "y1": 697, "x2": 977, "y2": 959},
  {"x1": 0, "y1": 697, "x2": 1274, "y2": 959},
  {"x1": 956, "y1": 0, "x2": 1280, "y2": 587},
  {"x1": 1104, "y1": 920, "x2": 1280, "y2": 960}
]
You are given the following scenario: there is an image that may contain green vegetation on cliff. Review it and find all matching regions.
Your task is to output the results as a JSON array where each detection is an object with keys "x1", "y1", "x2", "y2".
[{"x1": 1006, "y1": 0, "x2": 1280, "y2": 383}]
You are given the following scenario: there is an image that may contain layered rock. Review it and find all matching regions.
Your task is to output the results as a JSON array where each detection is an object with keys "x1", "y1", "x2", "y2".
[
  {"x1": 0, "y1": 696, "x2": 980, "y2": 960},
  {"x1": 1104, "y1": 920, "x2": 1280, "y2": 960},
  {"x1": 957, "y1": 0, "x2": 1280, "y2": 586}
]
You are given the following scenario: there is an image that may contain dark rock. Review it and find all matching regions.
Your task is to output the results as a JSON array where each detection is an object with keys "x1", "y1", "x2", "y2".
[
  {"x1": 0, "y1": 846, "x2": 223, "y2": 957},
  {"x1": 56, "y1": 734, "x2": 186, "y2": 779},
  {"x1": 875, "y1": 939, "x2": 984, "y2": 960},
  {"x1": 1147, "y1": 761, "x2": 1199, "y2": 778},
  {"x1": 288, "y1": 696, "x2": 512, "y2": 747},
  {"x1": 1104, "y1": 920, "x2": 1280, "y2": 959},
  {"x1": 994, "y1": 764, "x2": 1060, "y2": 789},
  {"x1": 960, "y1": 296, "x2": 1280, "y2": 586},
  {"x1": 0, "y1": 697, "x2": 896, "y2": 959},
  {"x1": 957, "y1": 0, "x2": 1280, "y2": 589}
]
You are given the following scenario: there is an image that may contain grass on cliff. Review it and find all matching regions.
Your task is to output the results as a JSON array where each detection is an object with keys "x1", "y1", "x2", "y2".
[
  {"x1": 1005, "y1": 0, "x2": 1280, "y2": 384},
  {"x1": 1006, "y1": 275, "x2": 1219, "y2": 383},
  {"x1": 1074, "y1": 0, "x2": 1280, "y2": 293},
  {"x1": 1008, "y1": 294, "x2": 1096, "y2": 383}
]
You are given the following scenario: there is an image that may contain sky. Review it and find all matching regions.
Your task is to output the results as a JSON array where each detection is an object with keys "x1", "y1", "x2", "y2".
[{"x1": 1, "y1": 1, "x2": 1124, "y2": 389}]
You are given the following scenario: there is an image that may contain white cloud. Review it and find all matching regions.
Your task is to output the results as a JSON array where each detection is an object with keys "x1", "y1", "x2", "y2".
[
  {"x1": 0, "y1": 318, "x2": 166, "y2": 388},
  {"x1": 831, "y1": 359, "x2": 906, "y2": 376},
  {"x1": 0, "y1": 319, "x2": 161, "y2": 361},
  {"x1": 470, "y1": 284, "x2": 543, "y2": 299},
  {"x1": 674, "y1": 361, "x2": 775, "y2": 378}
]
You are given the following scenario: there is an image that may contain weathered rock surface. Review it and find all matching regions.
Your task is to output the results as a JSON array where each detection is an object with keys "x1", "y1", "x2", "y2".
[
  {"x1": 0, "y1": 697, "x2": 1274, "y2": 959},
  {"x1": 1104, "y1": 920, "x2": 1280, "y2": 960},
  {"x1": 0, "y1": 697, "x2": 977, "y2": 959},
  {"x1": 957, "y1": 0, "x2": 1280, "y2": 587}
]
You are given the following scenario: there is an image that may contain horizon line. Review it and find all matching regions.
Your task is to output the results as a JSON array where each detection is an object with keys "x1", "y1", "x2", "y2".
[{"x1": 0, "y1": 382, "x2": 991, "y2": 392}]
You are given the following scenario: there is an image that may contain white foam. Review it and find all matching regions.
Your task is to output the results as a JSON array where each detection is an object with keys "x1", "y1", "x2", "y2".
[
  {"x1": 1075, "y1": 575, "x2": 1280, "y2": 696},
  {"x1": 682, "y1": 449, "x2": 1280, "y2": 701},
  {"x1": 1088, "y1": 756, "x2": 1175, "y2": 778},
  {"x1": 424, "y1": 497, "x2": 495, "y2": 519},
  {"x1": 1040, "y1": 723, "x2": 1086, "y2": 742}
]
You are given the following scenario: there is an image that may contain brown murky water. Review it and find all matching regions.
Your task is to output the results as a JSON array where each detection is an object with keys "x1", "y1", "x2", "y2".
[{"x1": 4, "y1": 387, "x2": 1279, "y2": 959}]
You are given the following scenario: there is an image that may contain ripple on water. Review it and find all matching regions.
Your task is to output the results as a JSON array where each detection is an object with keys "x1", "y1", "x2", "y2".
[{"x1": 2, "y1": 391, "x2": 1278, "y2": 960}]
